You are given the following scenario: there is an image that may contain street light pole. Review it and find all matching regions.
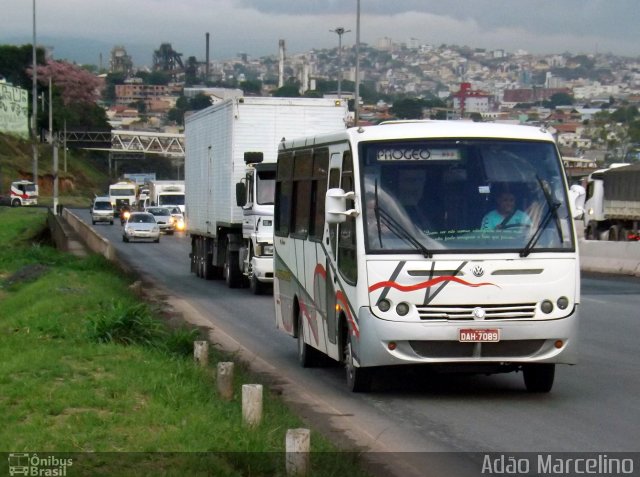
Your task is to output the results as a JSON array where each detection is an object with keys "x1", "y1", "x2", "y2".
[
  {"x1": 31, "y1": 0, "x2": 38, "y2": 187},
  {"x1": 354, "y1": 0, "x2": 361, "y2": 126},
  {"x1": 329, "y1": 27, "x2": 350, "y2": 99}
]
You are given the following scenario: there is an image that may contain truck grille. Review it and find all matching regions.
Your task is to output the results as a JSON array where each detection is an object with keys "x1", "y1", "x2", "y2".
[{"x1": 415, "y1": 303, "x2": 536, "y2": 321}]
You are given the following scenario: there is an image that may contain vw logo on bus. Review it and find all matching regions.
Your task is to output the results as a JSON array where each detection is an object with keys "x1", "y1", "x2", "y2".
[{"x1": 472, "y1": 265, "x2": 485, "y2": 277}]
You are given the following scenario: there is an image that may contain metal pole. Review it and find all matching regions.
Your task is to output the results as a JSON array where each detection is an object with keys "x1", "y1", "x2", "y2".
[
  {"x1": 32, "y1": 0, "x2": 38, "y2": 185},
  {"x1": 53, "y1": 136, "x2": 59, "y2": 215},
  {"x1": 330, "y1": 27, "x2": 350, "y2": 100},
  {"x1": 48, "y1": 76, "x2": 52, "y2": 143},
  {"x1": 63, "y1": 120, "x2": 67, "y2": 173},
  {"x1": 354, "y1": 0, "x2": 360, "y2": 126}
]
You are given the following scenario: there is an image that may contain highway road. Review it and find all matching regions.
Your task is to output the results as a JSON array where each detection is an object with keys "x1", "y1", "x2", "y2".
[{"x1": 76, "y1": 209, "x2": 640, "y2": 475}]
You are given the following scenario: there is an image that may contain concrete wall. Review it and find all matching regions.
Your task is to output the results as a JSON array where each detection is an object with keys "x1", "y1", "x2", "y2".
[
  {"x1": 60, "y1": 208, "x2": 117, "y2": 261},
  {"x1": 579, "y1": 239, "x2": 640, "y2": 276},
  {"x1": 51, "y1": 209, "x2": 640, "y2": 278}
]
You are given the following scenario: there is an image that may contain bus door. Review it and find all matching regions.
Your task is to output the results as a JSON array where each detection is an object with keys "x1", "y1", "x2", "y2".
[{"x1": 324, "y1": 147, "x2": 357, "y2": 360}]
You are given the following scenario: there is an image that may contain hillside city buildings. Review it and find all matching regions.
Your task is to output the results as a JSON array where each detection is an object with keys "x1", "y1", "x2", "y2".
[{"x1": 82, "y1": 39, "x2": 640, "y2": 172}]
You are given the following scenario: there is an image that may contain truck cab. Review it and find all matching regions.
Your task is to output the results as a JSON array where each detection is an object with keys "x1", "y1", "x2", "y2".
[
  {"x1": 235, "y1": 153, "x2": 276, "y2": 294},
  {"x1": 10, "y1": 180, "x2": 38, "y2": 206}
]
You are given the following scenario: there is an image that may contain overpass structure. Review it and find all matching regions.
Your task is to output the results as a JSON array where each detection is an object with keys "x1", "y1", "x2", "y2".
[
  {"x1": 61, "y1": 129, "x2": 185, "y2": 176},
  {"x1": 61, "y1": 130, "x2": 185, "y2": 158}
]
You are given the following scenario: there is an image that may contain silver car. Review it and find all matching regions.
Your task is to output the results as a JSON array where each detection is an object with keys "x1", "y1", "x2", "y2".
[
  {"x1": 122, "y1": 212, "x2": 160, "y2": 243},
  {"x1": 144, "y1": 206, "x2": 175, "y2": 235},
  {"x1": 91, "y1": 197, "x2": 114, "y2": 225}
]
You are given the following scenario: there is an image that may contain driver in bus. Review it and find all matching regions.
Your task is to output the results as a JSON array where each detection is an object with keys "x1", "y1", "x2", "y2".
[{"x1": 481, "y1": 189, "x2": 532, "y2": 230}]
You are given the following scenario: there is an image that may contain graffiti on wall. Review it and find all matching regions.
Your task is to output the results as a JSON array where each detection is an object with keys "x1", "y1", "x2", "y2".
[{"x1": 0, "y1": 83, "x2": 29, "y2": 139}]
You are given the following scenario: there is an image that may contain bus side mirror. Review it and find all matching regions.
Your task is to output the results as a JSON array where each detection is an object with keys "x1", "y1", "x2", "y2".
[
  {"x1": 568, "y1": 184, "x2": 586, "y2": 220},
  {"x1": 325, "y1": 188, "x2": 358, "y2": 224},
  {"x1": 236, "y1": 181, "x2": 247, "y2": 207}
]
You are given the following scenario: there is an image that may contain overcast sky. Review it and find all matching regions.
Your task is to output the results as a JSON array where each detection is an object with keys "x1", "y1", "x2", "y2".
[{"x1": 1, "y1": 0, "x2": 638, "y2": 67}]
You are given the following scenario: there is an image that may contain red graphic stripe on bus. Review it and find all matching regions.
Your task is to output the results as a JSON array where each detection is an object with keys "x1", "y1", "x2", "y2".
[
  {"x1": 368, "y1": 275, "x2": 499, "y2": 293},
  {"x1": 314, "y1": 263, "x2": 327, "y2": 280},
  {"x1": 298, "y1": 298, "x2": 319, "y2": 344},
  {"x1": 336, "y1": 291, "x2": 359, "y2": 338}
]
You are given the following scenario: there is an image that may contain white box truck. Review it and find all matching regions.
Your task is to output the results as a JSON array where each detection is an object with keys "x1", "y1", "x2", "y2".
[
  {"x1": 583, "y1": 162, "x2": 640, "y2": 241},
  {"x1": 147, "y1": 180, "x2": 185, "y2": 213},
  {"x1": 185, "y1": 96, "x2": 348, "y2": 293}
]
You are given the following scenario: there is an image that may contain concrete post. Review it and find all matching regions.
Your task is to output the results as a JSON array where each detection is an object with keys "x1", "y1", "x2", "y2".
[
  {"x1": 216, "y1": 361, "x2": 234, "y2": 400},
  {"x1": 286, "y1": 428, "x2": 310, "y2": 476},
  {"x1": 242, "y1": 384, "x2": 263, "y2": 427},
  {"x1": 193, "y1": 340, "x2": 209, "y2": 367}
]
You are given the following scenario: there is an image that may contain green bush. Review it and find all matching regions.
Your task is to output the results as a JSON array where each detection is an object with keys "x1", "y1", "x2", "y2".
[{"x1": 87, "y1": 301, "x2": 166, "y2": 346}]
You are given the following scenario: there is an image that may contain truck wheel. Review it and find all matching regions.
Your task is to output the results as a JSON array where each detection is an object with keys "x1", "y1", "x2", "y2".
[
  {"x1": 345, "y1": 341, "x2": 372, "y2": 392},
  {"x1": 523, "y1": 364, "x2": 555, "y2": 393},
  {"x1": 11, "y1": 199, "x2": 21, "y2": 207},
  {"x1": 585, "y1": 223, "x2": 598, "y2": 240},
  {"x1": 608, "y1": 225, "x2": 620, "y2": 241},
  {"x1": 224, "y1": 241, "x2": 242, "y2": 288},
  {"x1": 250, "y1": 273, "x2": 266, "y2": 295}
]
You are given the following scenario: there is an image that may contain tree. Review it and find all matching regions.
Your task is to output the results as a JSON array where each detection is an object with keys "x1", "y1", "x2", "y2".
[
  {"x1": 273, "y1": 84, "x2": 301, "y2": 97},
  {"x1": 391, "y1": 98, "x2": 424, "y2": 119},
  {"x1": 544, "y1": 92, "x2": 574, "y2": 108},
  {"x1": 240, "y1": 80, "x2": 262, "y2": 95},
  {"x1": 30, "y1": 60, "x2": 108, "y2": 131}
]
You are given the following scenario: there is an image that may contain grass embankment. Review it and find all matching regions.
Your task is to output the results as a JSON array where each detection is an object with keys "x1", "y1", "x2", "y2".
[
  {"x1": 0, "y1": 207, "x2": 368, "y2": 476},
  {"x1": 0, "y1": 132, "x2": 111, "y2": 208}
]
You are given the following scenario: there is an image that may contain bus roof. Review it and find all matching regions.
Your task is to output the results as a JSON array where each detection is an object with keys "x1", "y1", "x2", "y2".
[{"x1": 279, "y1": 120, "x2": 556, "y2": 151}]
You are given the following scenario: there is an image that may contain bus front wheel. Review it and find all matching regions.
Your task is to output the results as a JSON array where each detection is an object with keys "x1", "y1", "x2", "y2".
[
  {"x1": 345, "y1": 341, "x2": 372, "y2": 392},
  {"x1": 522, "y1": 364, "x2": 555, "y2": 393}
]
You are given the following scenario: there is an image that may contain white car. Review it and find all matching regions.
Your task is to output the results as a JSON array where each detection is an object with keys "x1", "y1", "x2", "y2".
[
  {"x1": 122, "y1": 212, "x2": 160, "y2": 243},
  {"x1": 144, "y1": 206, "x2": 175, "y2": 235},
  {"x1": 169, "y1": 207, "x2": 186, "y2": 232},
  {"x1": 91, "y1": 196, "x2": 114, "y2": 225}
]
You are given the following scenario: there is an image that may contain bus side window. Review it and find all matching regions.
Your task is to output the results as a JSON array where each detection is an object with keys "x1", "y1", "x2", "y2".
[
  {"x1": 275, "y1": 152, "x2": 293, "y2": 237},
  {"x1": 310, "y1": 148, "x2": 329, "y2": 241},
  {"x1": 338, "y1": 151, "x2": 357, "y2": 285},
  {"x1": 292, "y1": 149, "x2": 313, "y2": 238}
]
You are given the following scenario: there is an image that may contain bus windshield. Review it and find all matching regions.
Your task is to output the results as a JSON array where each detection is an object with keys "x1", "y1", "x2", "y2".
[{"x1": 360, "y1": 138, "x2": 574, "y2": 253}]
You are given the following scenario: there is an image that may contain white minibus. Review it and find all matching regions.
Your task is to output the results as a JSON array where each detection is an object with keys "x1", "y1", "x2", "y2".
[{"x1": 273, "y1": 121, "x2": 583, "y2": 392}]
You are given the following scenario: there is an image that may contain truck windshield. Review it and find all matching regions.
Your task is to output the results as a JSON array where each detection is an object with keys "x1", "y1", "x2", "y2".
[
  {"x1": 158, "y1": 195, "x2": 185, "y2": 206},
  {"x1": 360, "y1": 138, "x2": 575, "y2": 253},
  {"x1": 110, "y1": 188, "x2": 135, "y2": 196},
  {"x1": 256, "y1": 169, "x2": 276, "y2": 205}
]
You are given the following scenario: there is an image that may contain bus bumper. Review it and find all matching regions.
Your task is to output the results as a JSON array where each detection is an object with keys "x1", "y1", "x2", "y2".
[{"x1": 356, "y1": 306, "x2": 579, "y2": 368}]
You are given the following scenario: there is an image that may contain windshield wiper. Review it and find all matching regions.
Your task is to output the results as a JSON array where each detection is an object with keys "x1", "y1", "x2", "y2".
[
  {"x1": 374, "y1": 181, "x2": 383, "y2": 248},
  {"x1": 375, "y1": 204, "x2": 433, "y2": 258},
  {"x1": 520, "y1": 176, "x2": 563, "y2": 257}
]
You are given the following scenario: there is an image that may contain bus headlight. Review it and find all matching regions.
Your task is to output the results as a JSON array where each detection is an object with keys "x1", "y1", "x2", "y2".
[
  {"x1": 377, "y1": 299, "x2": 391, "y2": 312},
  {"x1": 396, "y1": 302, "x2": 410, "y2": 316}
]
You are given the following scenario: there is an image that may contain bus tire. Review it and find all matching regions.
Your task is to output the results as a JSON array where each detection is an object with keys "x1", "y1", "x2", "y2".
[
  {"x1": 345, "y1": 341, "x2": 372, "y2": 392},
  {"x1": 608, "y1": 225, "x2": 620, "y2": 241},
  {"x1": 523, "y1": 364, "x2": 555, "y2": 393}
]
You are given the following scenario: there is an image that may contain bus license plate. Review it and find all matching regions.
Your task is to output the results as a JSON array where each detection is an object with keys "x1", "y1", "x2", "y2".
[{"x1": 459, "y1": 329, "x2": 500, "y2": 342}]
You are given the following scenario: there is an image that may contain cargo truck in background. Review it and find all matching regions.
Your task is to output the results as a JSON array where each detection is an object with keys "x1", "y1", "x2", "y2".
[
  {"x1": 6, "y1": 180, "x2": 38, "y2": 206},
  {"x1": 185, "y1": 96, "x2": 349, "y2": 294},
  {"x1": 146, "y1": 180, "x2": 185, "y2": 213},
  {"x1": 108, "y1": 180, "x2": 137, "y2": 216},
  {"x1": 583, "y1": 163, "x2": 640, "y2": 241}
]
